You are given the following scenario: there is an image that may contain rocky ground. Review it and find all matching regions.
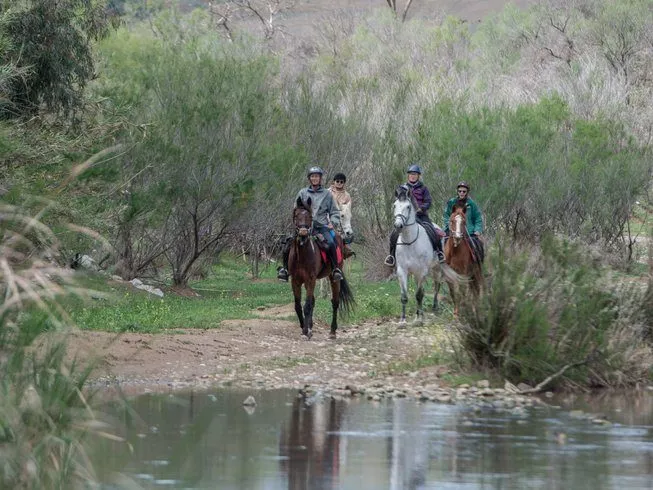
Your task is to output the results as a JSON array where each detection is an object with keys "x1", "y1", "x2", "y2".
[{"x1": 70, "y1": 303, "x2": 541, "y2": 410}]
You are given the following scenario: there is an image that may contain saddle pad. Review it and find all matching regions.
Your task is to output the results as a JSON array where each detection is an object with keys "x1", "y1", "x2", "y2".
[{"x1": 320, "y1": 247, "x2": 343, "y2": 265}]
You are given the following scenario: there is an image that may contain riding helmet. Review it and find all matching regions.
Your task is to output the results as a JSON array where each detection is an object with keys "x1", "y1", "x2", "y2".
[
  {"x1": 307, "y1": 166, "x2": 324, "y2": 177},
  {"x1": 333, "y1": 172, "x2": 347, "y2": 183},
  {"x1": 407, "y1": 164, "x2": 422, "y2": 174},
  {"x1": 457, "y1": 181, "x2": 470, "y2": 190}
]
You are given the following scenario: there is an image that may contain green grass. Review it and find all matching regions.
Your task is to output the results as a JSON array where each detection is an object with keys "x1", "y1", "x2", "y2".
[{"x1": 66, "y1": 253, "x2": 446, "y2": 333}]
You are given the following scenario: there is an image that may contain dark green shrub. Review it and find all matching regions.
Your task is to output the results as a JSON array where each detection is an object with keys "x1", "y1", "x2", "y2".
[
  {"x1": 0, "y1": 0, "x2": 114, "y2": 118},
  {"x1": 456, "y1": 234, "x2": 653, "y2": 388}
]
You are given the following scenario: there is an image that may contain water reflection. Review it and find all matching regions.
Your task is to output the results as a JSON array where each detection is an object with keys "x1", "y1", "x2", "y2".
[
  {"x1": 279, "y1": 397, "x2": 344, "y2": 489},
  {"x1": 93, "y1": 389, "x2": 653, "y2": 489}
]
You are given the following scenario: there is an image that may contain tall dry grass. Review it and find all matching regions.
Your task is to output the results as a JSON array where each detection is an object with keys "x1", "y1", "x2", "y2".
[{"x1": 0, "y1": 202, "x2": 133, "y2": 489}]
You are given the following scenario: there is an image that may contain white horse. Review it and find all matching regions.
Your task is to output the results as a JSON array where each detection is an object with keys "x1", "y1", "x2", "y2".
[
  {"x1": 392, "y1": 187, "x2": 461, "y2": 324},
  {"x1": 339, "y1": 201, "x2": 353, "y2": 244}
]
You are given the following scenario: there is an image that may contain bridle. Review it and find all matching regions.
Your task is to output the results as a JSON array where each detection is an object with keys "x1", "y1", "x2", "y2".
[
  {"x1": 293, "y1": 208, "x2": 313, "y2": 246},
  {"x1": 394, "y1": 198, "x2": 420, "y2": 246},
  {"x1": 394, "y1": 198, "x2": 417, "y2": 228}
]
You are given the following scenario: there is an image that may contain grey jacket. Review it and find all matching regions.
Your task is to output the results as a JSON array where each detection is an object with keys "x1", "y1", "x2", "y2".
[{"x1": 295, "y1": 186, "x2": 341, "y2": 228}]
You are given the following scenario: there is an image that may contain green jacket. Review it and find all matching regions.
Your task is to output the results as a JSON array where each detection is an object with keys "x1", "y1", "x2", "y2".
[{"x1": 443, "y1": 197, "x2": 483, "y2": 235}]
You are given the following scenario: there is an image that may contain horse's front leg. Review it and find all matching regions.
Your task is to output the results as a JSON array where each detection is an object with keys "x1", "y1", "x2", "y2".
[
  {"x1": 291, "y1": 280, "x2": 304, "y2": 333},
  {"x1": 397, "y1": 267, "x2": 409, "y2": 325},
  {"x1": 329, "y1": 280, "x2": 340, "y2": 339},
  {"x1": 303, "y1": 279, "x2": 316, "y2": 339}
]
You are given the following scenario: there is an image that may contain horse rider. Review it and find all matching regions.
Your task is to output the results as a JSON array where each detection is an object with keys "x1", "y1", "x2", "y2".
[
  {"x1": 384, "y1": 164, "x2": 446, "y2": 267},
  {"x1": 328, "y1": 172, "x2": 351, "y2": 211},
  {"x1": 328, "y1": 172, "x2": 354, "y2": 253},
  {"x1": 443, "y1": 181, "x2": 485, "y2": 262},
  {"x1": 277, "y1": 166, "x2": 344, "y2": 282}
]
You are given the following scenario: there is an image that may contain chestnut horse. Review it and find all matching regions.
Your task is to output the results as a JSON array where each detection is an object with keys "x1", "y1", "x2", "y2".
[
  {"x1": 441, "y1": 203, "x2": 484, "y2": 315},
  {"x1": 288, "y1": 196, "x2": 354, "y2": 339}
]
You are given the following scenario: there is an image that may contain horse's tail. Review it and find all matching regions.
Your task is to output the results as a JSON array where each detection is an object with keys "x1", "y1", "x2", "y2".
[
  {"x1": 439, "y1": 263, "x2": 468, "y2": 284},
  {"x1": 338, "y1": 275, "x2": 355, "y2": 318}
]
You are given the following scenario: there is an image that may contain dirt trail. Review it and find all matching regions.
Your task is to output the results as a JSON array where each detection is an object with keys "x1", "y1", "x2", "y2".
[{"x1": 73, "y1": 303, "x2": 452, "y2": 395}]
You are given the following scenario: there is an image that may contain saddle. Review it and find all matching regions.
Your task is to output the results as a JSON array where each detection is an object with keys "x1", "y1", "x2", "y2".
[
  {"x1": 445, "y1": 235, "x2": 485, "y2": 264},
  {"x1": 314, "y1": 232, "x2": 345, "y2": 266},
  {"x1": 419, "y1": 220, "x2": 445, "y2": 253}
]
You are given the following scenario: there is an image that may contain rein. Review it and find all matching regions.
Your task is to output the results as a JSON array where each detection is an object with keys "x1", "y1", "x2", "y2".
[
  {"x1": 397, "y1": 225, "x2": 420, "y2": 246},
  {"x1": 395, "y1": 203, "x2": 420, "y2": 246},
  {"x1": 394, "y1": 212, "x2": 416, "y2": 228}
]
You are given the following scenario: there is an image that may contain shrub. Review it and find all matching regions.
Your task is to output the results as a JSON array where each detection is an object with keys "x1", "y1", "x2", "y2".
[
  {"x1": 456, "y1": 234, "x2": 653, "y2": 389},
  {"x1": 0, "y1": 0, "x2": 114, "y2": 118}
]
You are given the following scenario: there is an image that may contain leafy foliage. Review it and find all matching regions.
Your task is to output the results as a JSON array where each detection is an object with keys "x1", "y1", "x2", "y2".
[
  {"x1": 414, "y1": 97, "x2": 650, "y2": 250},
  {"x1": 456, "y1": 235, "x2": 653, "y2": 388},
  {"x1": 0, "y1": 0, "x2": 114, "y2": 118}
]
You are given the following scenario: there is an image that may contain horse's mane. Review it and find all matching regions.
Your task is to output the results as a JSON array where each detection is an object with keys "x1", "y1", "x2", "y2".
[
  {"x1": 395, "y1": 184, "x2": 418, "y2": 210},
  {"x1": 451, "y1": 201, "x2": 467, "y2": 215}
]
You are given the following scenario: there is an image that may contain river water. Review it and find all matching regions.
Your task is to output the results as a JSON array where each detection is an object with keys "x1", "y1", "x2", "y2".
[{"x1": 93, "y1": 389, "x2": 653, "y2": 489}]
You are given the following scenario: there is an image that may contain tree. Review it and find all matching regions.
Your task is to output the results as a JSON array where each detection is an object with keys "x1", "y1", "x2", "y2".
[
  {"x1": 0, "y1": 0, "x2": 114, "y2": 118},
  {"x1": 385, "y1": 0, "x2": 415, "y2": 22},
  {"x1": 209, "y1": 0, "x2": 297, "y2": 42}
]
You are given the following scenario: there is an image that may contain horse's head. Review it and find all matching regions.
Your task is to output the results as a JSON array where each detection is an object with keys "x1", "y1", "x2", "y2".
[
  {"x1": 293, "y1": 196, "x2": 313, "y2": 244},
  {"x1": 392, "y1": 188, "x2": 416, "y2": 230},
  {"x1": 395, "y1": 184, "x2": 410, "y2": 200},
  {"x1": 339, "y1": 201, "x2": 354, "y2": 242},
  {"x1": 449, "y1": 203, "x2": 467, "y2": 247}
]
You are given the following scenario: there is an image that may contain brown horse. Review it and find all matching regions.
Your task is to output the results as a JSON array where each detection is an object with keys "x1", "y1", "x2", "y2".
[
  {"x1": 443, "y1": 203, "x2": 484, "y2": 315},
  {"x1": 289, "y1": 196, "x2": 354, "y2": 339}
]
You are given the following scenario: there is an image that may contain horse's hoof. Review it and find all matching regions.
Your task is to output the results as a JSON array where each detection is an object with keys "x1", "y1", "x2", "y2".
[
  {"x1": 306, "y1": 329, "x2": 313, "y2": 340},
  {"x1": 329, "y1": 331, "x2": 337, "y2": 340},
  {"x1": 397, "y1": 321, "x2": 407, "y2": 329}
]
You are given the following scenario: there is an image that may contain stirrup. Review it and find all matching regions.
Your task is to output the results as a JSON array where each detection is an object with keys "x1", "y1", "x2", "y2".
[
  {"x1": 332, "y1": 268, "x2": 343, "y2": 280},
  {"x1": 277, "y1": 267, "x2": 289, "y2": 282},
  {"x1": 436, "y1": 251, "x2": 445, "y2": 263},
  {"x1": 384, "y1": 255, "x2": 395, "y2": 266}
]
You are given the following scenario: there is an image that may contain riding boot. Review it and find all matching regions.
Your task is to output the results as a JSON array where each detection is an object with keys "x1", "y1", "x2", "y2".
[
  {"x1": 277, "y1": 237, "x2": 291, "y2": 281},
  {"x1": 384, "y1": 230, "x2": 399, "y2": 266},
  {"x1": 328, "y1": 246, "x2": 343, "y2": 281}
]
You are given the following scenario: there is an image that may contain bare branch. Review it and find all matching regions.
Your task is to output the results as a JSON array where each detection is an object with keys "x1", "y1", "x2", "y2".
[
  {"x1": 401, "y1": 0, "x2": 414, "y2": 22},
  {"x1": 518, "y1": 359, "x2": 590, "y2": 394}
]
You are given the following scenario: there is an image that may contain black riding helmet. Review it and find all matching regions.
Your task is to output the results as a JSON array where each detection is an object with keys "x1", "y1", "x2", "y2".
[{"x1": 457, "y1": 181, "x2": 470, "y2": 190}]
